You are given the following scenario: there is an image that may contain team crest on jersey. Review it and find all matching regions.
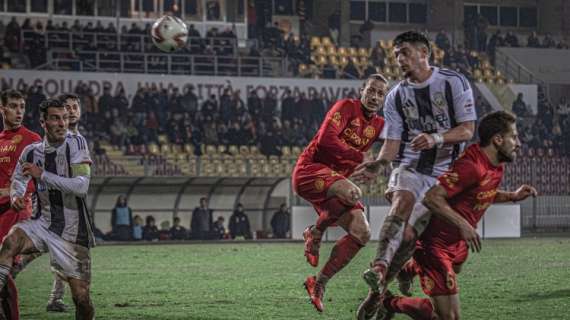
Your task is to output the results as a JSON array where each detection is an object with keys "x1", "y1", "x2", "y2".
[
  {"x1": 351, "y1": 118, "x2": 360, "y2": 127},
  {"x1": 314, "y1": 178, "x2": 325, "y2": 192},
  {"x1": 331, "y1": 112, "x2": 342, "y2": 126},
  {"x1": 422, "y1": 276, "x2": 435, "y2": 292},
  {"x1": 443, "y1": 171, "x2": 459, "y2": 188},
  {"x1": 11, "y1": 135, "x2": 23, "y2": 144},
  {"x1": 364, "y1": 126, "x2": 376, "y2": 139},
  {"x1": 432, "y1": 92, "x2": 447, "y2": 110}
]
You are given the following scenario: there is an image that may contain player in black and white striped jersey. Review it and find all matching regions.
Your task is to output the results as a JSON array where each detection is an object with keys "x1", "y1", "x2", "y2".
[
  {"x1": 353, "y1": 31, "x2": 477, "y2": 319},
  {"x1": 0, "y1": 98, "x2": 95, "y2": 319},
  {"x1": 11, "y1": 93, "x2": 87, "y2": 313}
]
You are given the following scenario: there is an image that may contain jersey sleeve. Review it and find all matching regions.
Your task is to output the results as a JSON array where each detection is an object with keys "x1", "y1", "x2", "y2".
[
  {"x1": 381, "y1": 87, "x2": 404, "y2": 141},
  {"x1": 437, "y1": 156, "x2": 480, "y2": 198},
  {"x1": 449, "y1": 74, "x2": 477, "y2": 123},
  {"x1": 316, "y1": 100, "x2": 364, "y2": 163},
  {"x1": 10, "y1": 145, "x2": 34, "y2": 200},
  {"x1": 69, "y1": 134, "x2": 92, "y2": 165}
]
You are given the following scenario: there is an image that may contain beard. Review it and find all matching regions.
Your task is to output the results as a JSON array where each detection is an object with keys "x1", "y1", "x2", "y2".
[{"x1": 497, "y1": 147, "x2": 515, "y2": 163}]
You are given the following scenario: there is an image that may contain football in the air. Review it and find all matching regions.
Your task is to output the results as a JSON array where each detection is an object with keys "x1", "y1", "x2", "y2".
[{"x1": 150, "y1": 15, "x2": 188, "y2": 52}]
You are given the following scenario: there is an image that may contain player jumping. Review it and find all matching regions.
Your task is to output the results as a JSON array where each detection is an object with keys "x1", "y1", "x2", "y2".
[
  {"x1": 351, "y1": 31, "x2": 476, "y2": 318},
  {"x1": 292, "y1": 74, "x2": 388, "y2": 312},
  {"x1": 373, "y1": 111, "x2": 537, "y2": 319}
]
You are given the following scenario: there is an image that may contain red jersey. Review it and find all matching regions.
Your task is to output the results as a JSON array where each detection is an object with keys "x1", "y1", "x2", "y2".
[
  {"x1": 0, "y1": 126, "x2": 41, "y2": 205},
  {"x1": 297, "y1": 99, "x2": 385, "y2": 176},
  {"x1": 423, "y1": 144, "x2": 504, "y2": 244}
]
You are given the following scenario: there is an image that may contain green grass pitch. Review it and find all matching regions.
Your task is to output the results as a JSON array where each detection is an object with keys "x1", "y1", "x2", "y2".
[{"x1": 16, "y1": 238, "x2": 570, "y2": 319}]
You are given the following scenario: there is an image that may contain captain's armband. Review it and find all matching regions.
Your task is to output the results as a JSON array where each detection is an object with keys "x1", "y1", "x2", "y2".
[{"x1": 71, "y1": 163, "x2": 91, "y2": 177}]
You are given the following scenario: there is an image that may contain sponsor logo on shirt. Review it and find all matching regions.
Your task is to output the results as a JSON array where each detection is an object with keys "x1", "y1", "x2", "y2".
[
  {"x1": 331, "y1": 112, "x2": 342, "y2": 126},
  {"x1": 351, "y1": 118, "x2": 360, "y2": 127},
  {"x1": 314, "y1": 178, "x2": 325, "y2": 192},
  {"x1": 11, "y1": 135, "x2": 23, "y2": 144},
  {"x1": 364, "y1": 126, "x2": 376, "y2": 139}
]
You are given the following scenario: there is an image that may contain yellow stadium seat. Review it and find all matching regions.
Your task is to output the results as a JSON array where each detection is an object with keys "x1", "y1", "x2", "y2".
[
  {"x1": 358, "y1": 47, "x2": 370, "y2": 57},
  {"x1": 315, "y1": 46, "x2": 326, "y2": 56},
  {"x1": 337, "y1": 47, "x2": 348, "y2": 57},
  {"x1": 321, "y1": 37, "x2": 332, "y2": 47},
  {"x1": 160, "y1": 144, "x2": 171, "y2": 154},
  {"x1": 148, "y1": 143, "x2": 159, "y2": 155},
  {"x1": 339, "y1": 56, "x2": 349, "y2": 67},
  {"x1": 310, "y1": 36, "x2": 321, "y2": 49},
  {"x1": 326, "y1": 46, "x2": 337, "y2": 57},
  {"x1": 348, "y1": 47, "x2": 358, "y2": 57},
  {"x1": 228, "y1": 145, "x2": 239, "y2": 155},
  {"x1": 184, "y1": 143, "x2": 194, "y2": 155},
  {"x1": 291, "y1": 146, "x2": 302, "y2": 156},
  {"x1": 281, "y1": 146, "x2": 291, "y2": 157}
]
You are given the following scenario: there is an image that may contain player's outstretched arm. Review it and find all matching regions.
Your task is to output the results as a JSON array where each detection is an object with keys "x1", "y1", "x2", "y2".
[
  {"x1": 351, "y1": 139, "x2": 399, "y2": 183},
  {"x1": 423, "y1": 185, "x2": 481, "y2": 252},
  {"x1": 495, "y1": 185, "x2": 538, "y2": 203}
]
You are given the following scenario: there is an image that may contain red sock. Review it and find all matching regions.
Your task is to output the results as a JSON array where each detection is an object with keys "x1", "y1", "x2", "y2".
[
  {"x1": 320, "y1": 234, "x2": 364, "y2": 279},
  {"x1": 2, "y1": 276, "x2": 20, "y2": 320},
  {"x1": 315, "y1": 197, "x2": 351, "y2": 233},
  {"x1": 386, "y1": 296, "x2": 433, "y2": 320}
]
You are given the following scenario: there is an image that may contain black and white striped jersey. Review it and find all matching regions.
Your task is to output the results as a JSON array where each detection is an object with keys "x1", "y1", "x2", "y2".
[
  {"x1": 382, "y1": 67, "x2": 477, "y2": 177},
  {"x1": 11, "y1": 133, "x2": 94, "y2": 247}
]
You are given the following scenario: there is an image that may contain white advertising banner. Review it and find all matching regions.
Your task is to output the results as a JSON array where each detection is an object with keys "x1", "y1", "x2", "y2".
[{"x1": 0, "y1": 70, "x2": 363, "y2": 102}]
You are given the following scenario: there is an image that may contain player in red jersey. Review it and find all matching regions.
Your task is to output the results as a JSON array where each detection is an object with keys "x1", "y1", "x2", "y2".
[
  {"x1": 372, "y1": 111, "x2": 537, "y2": 320},
  {"x1": 292, "y1": 74, "x2": 389, "y2": 312},
  {"x1": 0, "y1": 90, "x2": 41, "y2": 320}
]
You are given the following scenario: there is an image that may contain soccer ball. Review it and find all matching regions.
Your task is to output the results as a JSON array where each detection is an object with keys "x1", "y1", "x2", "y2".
[{"x1": 150, "y1": 15, "x2": 188, "y2": 52}]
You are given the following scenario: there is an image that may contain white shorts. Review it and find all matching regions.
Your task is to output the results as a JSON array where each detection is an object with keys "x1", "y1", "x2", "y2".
[
  {"x1": 16, "y1": 219, "x2": 91, "y2": 282},
  {"x1": 386, "y1": 166, "x2": 437, "y2": 235}
]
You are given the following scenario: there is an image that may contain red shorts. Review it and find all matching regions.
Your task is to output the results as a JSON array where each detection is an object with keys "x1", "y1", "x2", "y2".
[
  {"x1": 413, "y1": 239, "x2": 469, "y2": 296},
  {"x1": 292, "y1": 161, "x2": 364, "y2": 215},
  {"x1": 0, "y1": 208, "x2": 31, "y2": 242}
]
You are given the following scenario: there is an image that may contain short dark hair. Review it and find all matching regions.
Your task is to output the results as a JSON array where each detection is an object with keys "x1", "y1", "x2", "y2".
[
  {"x1": 363, "y1": 73, "x2": 389, "y2": 87},
  {"x1": 0, "y1": 89, "x2": 24, "y2": 106},
  {"x1": 58, "y1": 93, "x2": 80, "y2": 104},
  {"x1": 393, "y1": 31, "x2": 431, "y2": 55},
  {"x1": 39, "y1": 98, "x2": 65, "y2": 120},
  {"x1": 478, "y1": 111, "x2": 517, "y2": 147}
]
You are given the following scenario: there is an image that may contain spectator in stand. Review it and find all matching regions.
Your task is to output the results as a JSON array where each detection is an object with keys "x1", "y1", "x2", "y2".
[
  {"x1": 261, "y1": 92, "x2": 278, "y2": 124},
  {"x1": 280, "y1": 89, "x2": 296, "y2": 124},
  {"x1": 505, "y1": 31, "x2": 519, "y2": 47},
  {"x1": 212, "y1": 216, "x2": 226, "y2": 239},
  {"x1": 271, "y1": 203, "x2": 290, "y2": 239},
  {"x1": 229, "y1": 203, "x2": 253, "y2": 239},
  {"x1": 527, "y1": 32, "x2": 541, "y2": 48},
  {"x1": 110, "y1": 195, "x2": 133, "y2": 241},
  {"x1": 512, "y1": 93, "x2": 530, "y2": 117},
  {"x1": 191, "y1": 197, "x2": 213, "y2": 240},
  {"x1": 543, "y1": 33, "x2": 556, "y2": 48},
  {"x1": 143, "y1": 215, "x2": 160, "y2": 241},
  {"x1": 259, "y1": 119, "x2": 283, "y2": 156},
  {"x1": 132, "y1": 215, "x2": 144, "y2": 241},
  {"x1": 201, "y1": 94, "x2": 218, "y2": 120},
  {"x1": 170, "y1": 217, "x2": 188, "y2": 240},
  {"x1": 4, "y1": 17, "x2": 21, "y2": 52},
  {"x1": 180, "y1": 85, "x2": 199, "y2": 116},
  {"x1": 247, "y1": 90, "x2": 262, "y2": 121},
  {"x1": 203, "y1": 121, "x2": 219, "y2": 145},
  {"x1": 328, "y1": 9, "x2": 341, "y2": 45}
]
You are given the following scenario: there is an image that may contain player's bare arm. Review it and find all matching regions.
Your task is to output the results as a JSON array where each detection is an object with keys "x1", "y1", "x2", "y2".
[
  {"x1": 494, "y1": 185, "x2": 538, "y2": 203},
  {"x1": 410, "y1": 121, "x2": 475, "y2": 151},
  {"x1": 423, "y1": 184, "x2": 481, "y2": 252},
  {"x1": 352, "y1": 139, "x2": 400, "y2": 183}
]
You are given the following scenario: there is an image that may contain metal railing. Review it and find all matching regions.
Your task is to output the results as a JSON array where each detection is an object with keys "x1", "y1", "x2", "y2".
[
  {"x1": 22, "y1": 30, "x2": 239, "y2": 55},
  {"x1": 42, "y1": 49, "x2": 289, "y2": 77},
  {"x1": 495, "y1": 47, "x2": 547, "y2": 87}
]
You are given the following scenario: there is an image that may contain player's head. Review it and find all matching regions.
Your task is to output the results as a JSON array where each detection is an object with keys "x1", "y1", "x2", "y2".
[
  {"x1": 0, "y1": 89, "x2": 25, "y2": 130},
  {"x1": 360, "y1": 74, "x2": 389, "y2": 114},
  {"x1": 58, "y1": 93, "x2": 81, "y2": 129},
  {"x1": 393, "y1": 31, "x2": 431, "y2": 79},
  {"x1": 39, "y1": 98, "x2": 69, "y2": 144},
  {"x1": 200, "y1": 197, "x2": 208, "y2": 208},
  {"x1": 478, "y1": 111, "x2": 520, "y2": 163}
]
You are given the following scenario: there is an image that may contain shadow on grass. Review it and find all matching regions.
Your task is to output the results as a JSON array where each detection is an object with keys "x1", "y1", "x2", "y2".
[{"x1": 514, "y1": 289, "x2": 570, "y2": 302}]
